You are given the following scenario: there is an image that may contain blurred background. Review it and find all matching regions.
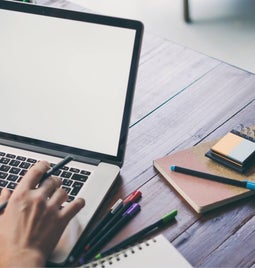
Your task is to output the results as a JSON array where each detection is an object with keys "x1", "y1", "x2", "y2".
[{"x1": 70, "y1": 0, "x2": 255, "y2": 74}]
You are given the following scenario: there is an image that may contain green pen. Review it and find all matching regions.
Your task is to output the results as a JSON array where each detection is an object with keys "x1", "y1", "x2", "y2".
[
  {"x1": 15, "y1": 0, "x2": 33, "y2": 3},
  {"x1": 95, "y1": 209, "x2": 178, "y2": 260}
]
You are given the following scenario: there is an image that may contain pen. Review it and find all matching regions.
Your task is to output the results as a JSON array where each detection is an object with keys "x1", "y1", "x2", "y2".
[
  {"x1": 95, "y1": 209, "x2": 178, "y2": 260},
  {"x1": 82, "y1": 190, "x2": 142, "y2": 252},
  {"x1": 90, "y1": 190, "x2": 142, "y2": 241},
  {"x1": 87, "y1": 198, "x2": 124, "y2": 236},
  {"x1": 68, "y1": 190, "x2": 142, "y2": 264},
  {"x1": 15, "y1": 0, "x2": 34, "y2": 2},
  {"x1": 170, "y1": 165, "x2": 255, "y2": 190},
  {"x1": 67, "y1": 198, "x2": 124, "y2": 264},
  {"x1": 40, "y1": 155, "x2": 74, "y2": 183},
  {"x1": 0, "y1": 155, "x2": 74, "y2": 213},
  {"x1": 123, "y1": 190, "x2": 142, "y2": 204},
  {"x1": 0, "y1": 201, "x2": 7, "y2": 212},
  {"x1": 80, "y1": 203, "x2": 141, "y2": 264}
]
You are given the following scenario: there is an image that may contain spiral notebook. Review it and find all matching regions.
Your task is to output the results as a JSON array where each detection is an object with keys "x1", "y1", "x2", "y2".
[{"x1": 82, "y1": 235, "x2": 192, "y2": 268}]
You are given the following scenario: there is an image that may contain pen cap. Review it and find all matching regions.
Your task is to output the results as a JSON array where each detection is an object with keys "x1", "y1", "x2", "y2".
[
  {"x1": 111, "y1": 199, "x2": 123, "y2": 213},
  {"x1": 162, "y1": 209, "x2": 178, "y2": 223},
  {"x1": 244, "y1": 181, "x2": 255, "y2": 190},
  {"x1": 170, "y1": 165, "x2": 176, "y2": 171},
  {"x1": 123, "y1": 203, "x2": 141, "y2": 217},
  {"x1": 124, "y1": 190, "x2": 142, "y2": 203}
]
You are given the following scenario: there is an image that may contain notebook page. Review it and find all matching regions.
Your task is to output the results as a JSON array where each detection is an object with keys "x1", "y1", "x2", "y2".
[{"x1": 82, "y1": 234, "x2": 192, "y2": 268}]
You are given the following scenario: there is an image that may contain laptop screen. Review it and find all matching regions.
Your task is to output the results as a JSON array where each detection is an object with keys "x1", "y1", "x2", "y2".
[{"x1": 0, "y1": 1, "x2": 143, "y2": 165}]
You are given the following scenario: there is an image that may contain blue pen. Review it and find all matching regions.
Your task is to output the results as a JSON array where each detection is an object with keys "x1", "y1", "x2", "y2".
[
  {"x1": 80, "y1": 203, "x2": 141, "y2": 264},
  {"x1": 171, "y1": 165, "x2": 255, "y2": 190}
]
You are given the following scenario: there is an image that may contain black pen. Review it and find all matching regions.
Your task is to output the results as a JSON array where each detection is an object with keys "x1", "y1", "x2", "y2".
[
  {"x1": 81, "y1": 191, "x2": 142, "y2": 254},
  {"x1": 170, "y1": 165, "x2": 255, "y2": 190},
  {"x1": 0, "y1": 201, "x2": 8, "y2": 212},
  {"x1": 67, "y1": 198, "x2": 124, "y2": 264},
  {"x1": 0, "y1": 155, "x2": 74, "y2": 212},
  {"x1": 39, "y1": 155, "x2": 74, "y2": 183},
  {"x1": 67, "y1": 190, "x2": 142, "y2": 264},
  {"x1": 80, "y1": 203, "x2": 141, "y2": 264}
]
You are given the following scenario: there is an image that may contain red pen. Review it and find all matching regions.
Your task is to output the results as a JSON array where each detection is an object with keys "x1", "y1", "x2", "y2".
[{"x1": 124, "y1": 190, "x2": 142, "y2": 204}]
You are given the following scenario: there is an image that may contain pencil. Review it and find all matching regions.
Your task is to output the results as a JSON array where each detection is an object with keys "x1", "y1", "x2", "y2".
[
  {"x1": 170, "y1": 165, "x2": 255, "y2": 190},
  {"x1": 94, "y1": 209, "x2": 178, "y2": 260}
]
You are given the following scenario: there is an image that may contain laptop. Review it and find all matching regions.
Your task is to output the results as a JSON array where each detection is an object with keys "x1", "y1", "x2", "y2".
[{"x1": 0, "y1": 0, "x2": 143, "y2": 265}]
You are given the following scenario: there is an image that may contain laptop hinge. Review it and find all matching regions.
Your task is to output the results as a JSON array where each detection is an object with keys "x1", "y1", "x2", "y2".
[{"x1": 0, "y1": 139, "x2": 100, "y2": 166}]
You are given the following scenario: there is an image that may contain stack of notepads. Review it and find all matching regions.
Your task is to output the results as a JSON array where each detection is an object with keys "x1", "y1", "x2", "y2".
[
  {"x1": 153, "y1": 126, "x2": 255, "y2": 213},
  {"x1": 205, "y1": 130, "x2": 255, "y2": 173}
]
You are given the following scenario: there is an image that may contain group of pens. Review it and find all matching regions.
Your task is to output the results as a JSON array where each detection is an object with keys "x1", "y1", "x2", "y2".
[{"x1": 72, "y1": 190, "x2": 178, "y2": 265}]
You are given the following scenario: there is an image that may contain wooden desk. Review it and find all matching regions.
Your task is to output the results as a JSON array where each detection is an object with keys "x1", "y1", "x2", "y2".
[{"x1": 39, "y1": 1, "x2": 255, "y2": 266}]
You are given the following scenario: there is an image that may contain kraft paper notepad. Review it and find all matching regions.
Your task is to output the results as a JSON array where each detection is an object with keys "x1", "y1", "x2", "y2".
[
  {"x1": 82, "y1": 234, "x2": 192, "y2": 268},
  {"x1": 153, "y1": 140, "x2": 255, "y2": 213}
]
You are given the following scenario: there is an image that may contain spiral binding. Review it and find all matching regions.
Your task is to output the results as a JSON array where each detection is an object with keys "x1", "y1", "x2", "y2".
[{"x1": 83, "y1": 237, "x2": 158, "y2": 268}]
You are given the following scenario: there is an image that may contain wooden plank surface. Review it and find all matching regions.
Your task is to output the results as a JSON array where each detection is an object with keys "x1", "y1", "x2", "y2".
[{"x1": 36, "y1": 1, "x2": 255, "y2": 267}]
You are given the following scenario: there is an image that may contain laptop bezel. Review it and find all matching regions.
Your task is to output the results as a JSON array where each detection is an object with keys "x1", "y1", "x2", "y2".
[{"x1": 0, "y1": 0, "x2": 143, "y2": 167}]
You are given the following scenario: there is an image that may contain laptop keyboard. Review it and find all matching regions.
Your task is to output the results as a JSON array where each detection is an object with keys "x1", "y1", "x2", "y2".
[{"x1": 0, "y1": 152, "x2": 91, "y2": 202}]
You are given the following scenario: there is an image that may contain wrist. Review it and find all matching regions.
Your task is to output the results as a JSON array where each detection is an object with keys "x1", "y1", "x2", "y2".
[{"x1": 0, "y1": 248, "x2": 45, "y2": 267}]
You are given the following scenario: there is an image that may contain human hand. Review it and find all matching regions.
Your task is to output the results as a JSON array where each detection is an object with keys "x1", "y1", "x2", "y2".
[{"x1": 0, "y1": 161, "x2": 85, "y2": 267}]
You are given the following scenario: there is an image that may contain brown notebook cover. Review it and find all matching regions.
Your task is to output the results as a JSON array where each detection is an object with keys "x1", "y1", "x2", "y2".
[{"x1": 153, "y1": 140, "x2": 255, "y2": 213}]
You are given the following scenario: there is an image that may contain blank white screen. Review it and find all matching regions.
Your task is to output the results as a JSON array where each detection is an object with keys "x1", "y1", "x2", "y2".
[{"x1": 0, "y1": 9, "x2": 136, "y2": 156}]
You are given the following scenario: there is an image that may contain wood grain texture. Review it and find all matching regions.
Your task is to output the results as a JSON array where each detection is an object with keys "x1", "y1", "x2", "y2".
[
  {"x1": 121, "y1": 63, "x2": 255, "y2": 193},
  {"x1": 131, "y1": 33, "x2": 219, "y2": 125},
  {"x1": 34, "y1": 1, "x2": 255, "y2": 267}
]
